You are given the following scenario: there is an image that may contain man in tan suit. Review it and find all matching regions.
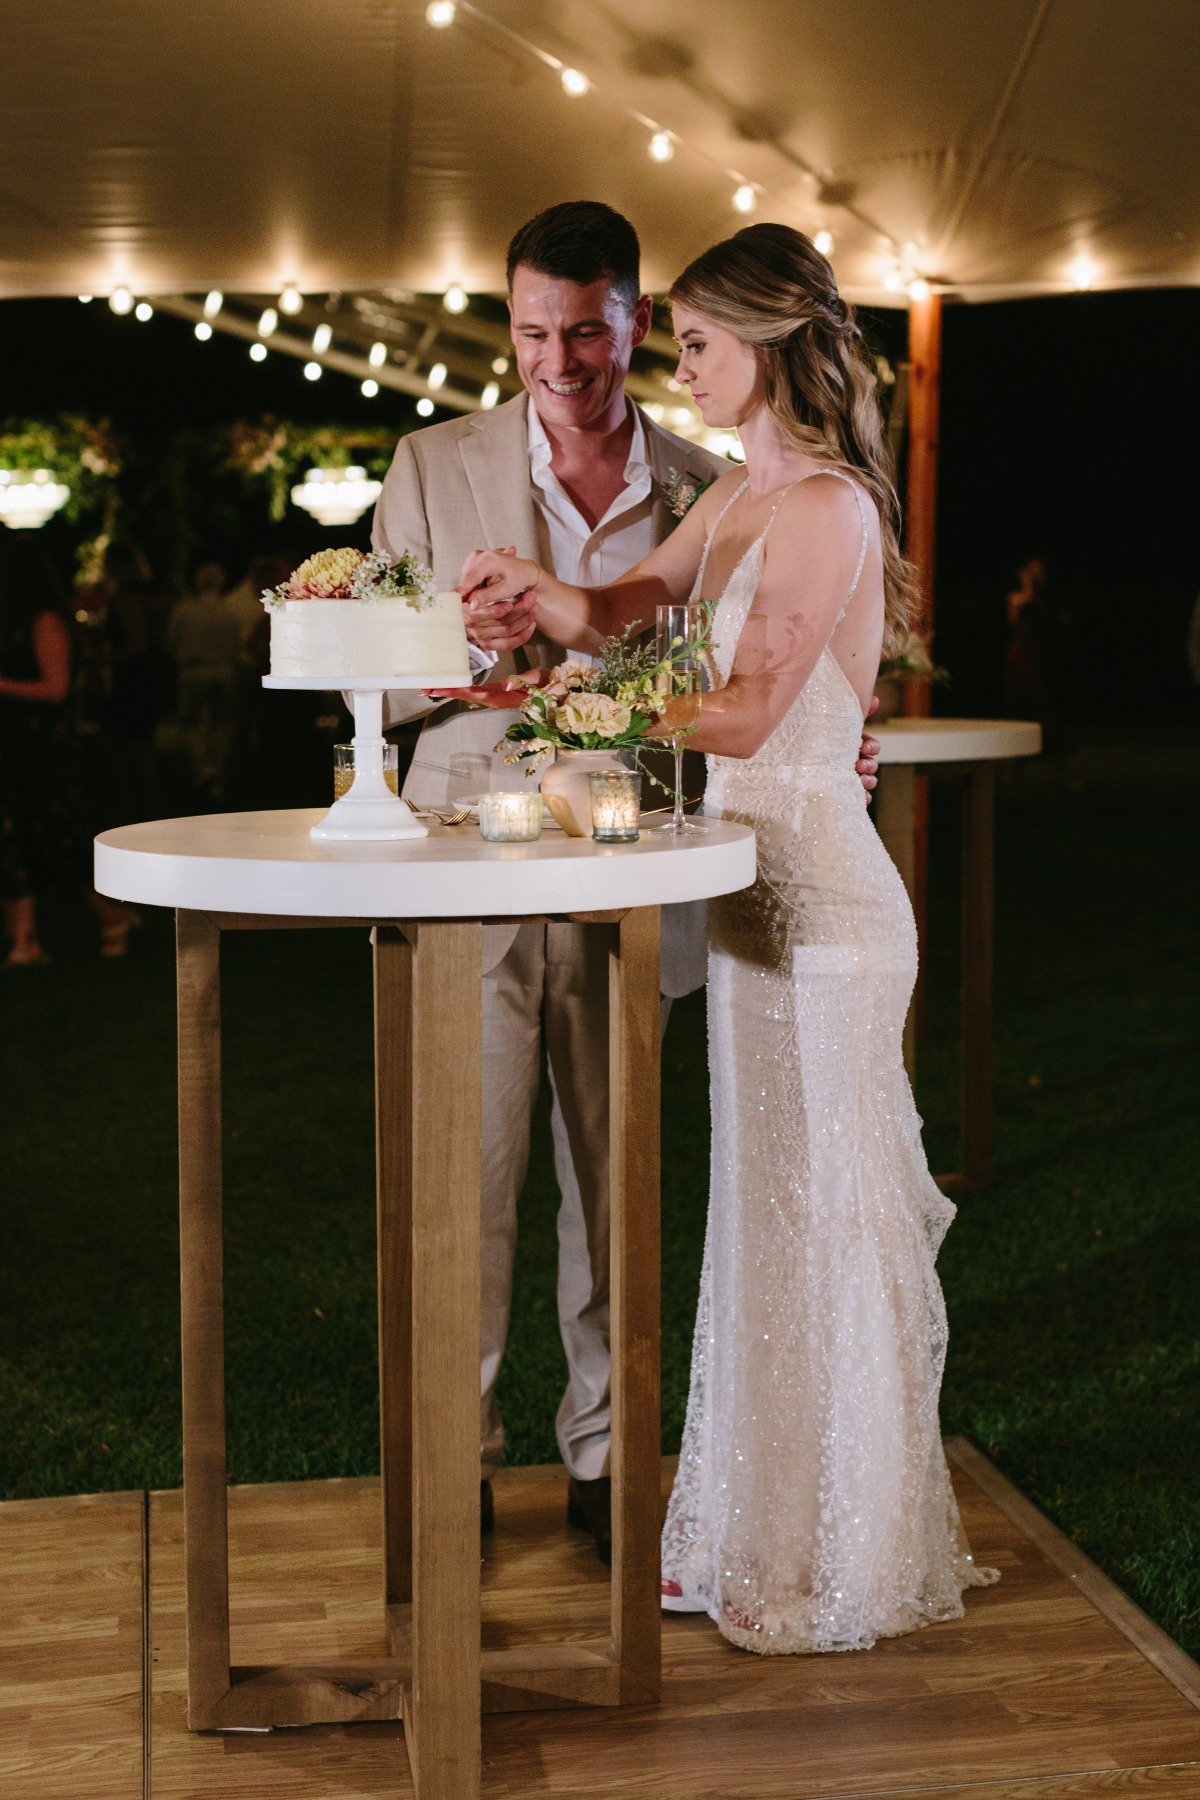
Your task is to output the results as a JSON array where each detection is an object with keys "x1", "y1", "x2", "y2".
[{"x1": 373, "y1": 202, "x2": 878, "y2": 1559}]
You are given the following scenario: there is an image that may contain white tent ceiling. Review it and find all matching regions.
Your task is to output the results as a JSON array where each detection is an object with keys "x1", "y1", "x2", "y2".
[{"x1": 2, "y1": 0, "x2": 1197, "y2": 304}]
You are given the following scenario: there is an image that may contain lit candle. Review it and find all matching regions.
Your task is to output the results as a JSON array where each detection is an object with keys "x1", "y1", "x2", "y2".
[
  {"x1": 478, "y1": 791, "x2": 543, "y2": 842},
  {"x1": 588, "y1": 770, "x2": 642, "y2": 842}
]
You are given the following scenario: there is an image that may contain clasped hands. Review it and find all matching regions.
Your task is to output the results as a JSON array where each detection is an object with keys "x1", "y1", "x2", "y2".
[{"x1": 458, "y1": 546, "x2": 542, "y2": 656}]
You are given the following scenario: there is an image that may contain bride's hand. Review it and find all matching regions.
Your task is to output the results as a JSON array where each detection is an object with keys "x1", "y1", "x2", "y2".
[{"x1": 458, "y1": 547, "x2": 541, "y2": 607}]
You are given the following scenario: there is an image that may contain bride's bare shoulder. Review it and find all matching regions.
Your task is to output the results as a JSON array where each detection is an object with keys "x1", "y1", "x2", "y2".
[{"x1": 776, "y1": 470, "x2": 878, "y2": 538}]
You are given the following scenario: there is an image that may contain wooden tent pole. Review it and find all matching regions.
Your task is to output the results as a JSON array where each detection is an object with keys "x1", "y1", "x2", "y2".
[
  {"x1": 903, "y1": 291, "x2": 943, "y2": 1042},
  {"x1": 905, "y1": 290, "x2": 942, "y2": 702}
]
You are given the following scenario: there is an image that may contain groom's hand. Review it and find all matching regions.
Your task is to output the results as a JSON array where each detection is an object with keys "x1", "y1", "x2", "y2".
[
  {"x1": 464, "y1": 591, "x2": 539, "y2": 654},
  {"x1": 459, "y1": 546, "x2": 541, "y2": 653},
  {"x1": 857, "y1": 695, "x2": 881, "y2": 801}
]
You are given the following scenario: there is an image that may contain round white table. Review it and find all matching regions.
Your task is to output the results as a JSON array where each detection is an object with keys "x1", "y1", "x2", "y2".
[
  {"x1": 873, "y1": 718, "x2": 1041, "y2": 1192},
  {"x1": 95, "y1": 810, "x2": 756, "y2": 1800}
]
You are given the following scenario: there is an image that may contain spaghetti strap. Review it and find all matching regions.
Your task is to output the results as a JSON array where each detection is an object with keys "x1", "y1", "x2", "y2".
[{"x1": 694, "y1": 478, "x2": 748, "y2": 594}]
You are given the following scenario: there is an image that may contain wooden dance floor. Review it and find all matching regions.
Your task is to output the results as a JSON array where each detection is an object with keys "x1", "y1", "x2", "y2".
[{"x1": 4, "y1": 1439, "x2": 1199, "y2": 1798}]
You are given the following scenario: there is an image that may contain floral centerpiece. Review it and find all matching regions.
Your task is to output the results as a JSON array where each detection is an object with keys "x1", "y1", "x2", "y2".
[
  {"x1": 500, "y1": 607, "x2": 714, "y2": 796},
  {"x1": 261, "y1": 547, "x2": 438, "y2": 610},
  {"x1": 874, "y1": 631, "x2": 949, "y2": 720},
  {"x1": 226, "y1": 418, "x2": 398, "y2": 520}
]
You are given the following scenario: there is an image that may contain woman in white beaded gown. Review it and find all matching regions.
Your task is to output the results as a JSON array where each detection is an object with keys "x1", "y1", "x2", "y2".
[{"x1": 457, "y1": 222, "x2": 996, "y2": 1655}]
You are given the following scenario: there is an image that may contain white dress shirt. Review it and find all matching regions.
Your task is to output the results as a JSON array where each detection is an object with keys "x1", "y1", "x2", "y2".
[
  {"x1": 527, "y1": 400, "x2": 656, "y2": 591},
  {"x1": 472, "y1": 402, "x2": 656, "y2": 682}
]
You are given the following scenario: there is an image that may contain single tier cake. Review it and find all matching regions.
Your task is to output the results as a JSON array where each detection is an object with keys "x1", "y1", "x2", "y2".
[{"x1": 264, "y1": 547, "x2": 470, "y2": 682}]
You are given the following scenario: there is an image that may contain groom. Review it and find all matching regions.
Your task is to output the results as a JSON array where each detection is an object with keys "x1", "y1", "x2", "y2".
[{"x1": 372, "y1": 201, "x2": 879, "y2": 1561}]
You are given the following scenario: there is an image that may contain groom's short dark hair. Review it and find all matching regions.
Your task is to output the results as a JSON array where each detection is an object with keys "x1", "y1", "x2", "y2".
[{"x1": 506, "y1": 202, "x2": 641, "y2": 310}]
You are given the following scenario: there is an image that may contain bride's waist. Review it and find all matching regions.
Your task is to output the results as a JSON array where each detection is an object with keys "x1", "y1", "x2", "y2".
[{"x1": 707, "y1": 754, "x2": 863, "y2": 793}]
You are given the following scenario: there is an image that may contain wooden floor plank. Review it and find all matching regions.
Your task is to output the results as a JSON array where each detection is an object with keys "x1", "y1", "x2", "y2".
[
  {"x1": 7, "y1": 1447, "x2": 1198, "y2": 1798},
  {"x1": 0, "y1": 1490, "x2": 143, "y2": 1800}
]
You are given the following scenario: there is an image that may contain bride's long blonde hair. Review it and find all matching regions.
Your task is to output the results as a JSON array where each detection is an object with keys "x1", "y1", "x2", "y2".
[{"x1": 669, "y1": 223, "x2": 918, "y2": 655}]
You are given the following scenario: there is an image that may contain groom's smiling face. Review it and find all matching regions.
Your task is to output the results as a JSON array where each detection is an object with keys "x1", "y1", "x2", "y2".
[{"x1": 508, "y1": 267, "x2": 652, "y2": 432}]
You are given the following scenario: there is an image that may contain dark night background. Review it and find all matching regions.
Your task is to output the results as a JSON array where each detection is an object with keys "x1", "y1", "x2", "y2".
[{"x1": 4, "y1": 287, "x2": 1198, "y2": 719}]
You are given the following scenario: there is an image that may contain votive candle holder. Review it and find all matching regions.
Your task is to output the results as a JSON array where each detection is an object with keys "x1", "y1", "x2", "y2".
[
  {"x1": 478, "y1": 790, "x2": 543, "y2": 843},
  {"x1": 588, "y1": 769, "x2": 642, "y2": 842}
]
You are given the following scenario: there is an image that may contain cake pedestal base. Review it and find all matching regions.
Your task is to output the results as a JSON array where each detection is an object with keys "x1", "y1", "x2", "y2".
[{"x1": 263, "y1": 676, "x2": 462, "y2": 843}]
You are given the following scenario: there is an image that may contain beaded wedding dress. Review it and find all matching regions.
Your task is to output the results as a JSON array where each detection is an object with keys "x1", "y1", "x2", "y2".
[{"x1": 661, "y1": 472, "x2": 996, "y2": 1654}]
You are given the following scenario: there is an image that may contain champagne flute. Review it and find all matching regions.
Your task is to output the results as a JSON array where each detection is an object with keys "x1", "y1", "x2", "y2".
[{"x1": 654, "y1": 603, "x2": 705, "y2": 833}]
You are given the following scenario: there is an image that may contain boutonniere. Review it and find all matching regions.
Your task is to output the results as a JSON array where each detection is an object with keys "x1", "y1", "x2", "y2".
[{"x1": 664, "y1": 467, "x2": 715, "y2": 520}]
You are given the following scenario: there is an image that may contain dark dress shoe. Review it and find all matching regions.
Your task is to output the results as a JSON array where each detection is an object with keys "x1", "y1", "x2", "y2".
[
  {"x1": 567, "y1": 1475, "x2": 612, "y2": 1565},
  {"x1": 481, "y1": 1478, "x2": 494, "y2": 1536}
]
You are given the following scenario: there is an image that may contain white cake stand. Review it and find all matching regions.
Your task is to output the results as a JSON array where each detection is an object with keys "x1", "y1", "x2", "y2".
[{"x1": 263, "y1": 674, "x2": 464, "y2": 841}]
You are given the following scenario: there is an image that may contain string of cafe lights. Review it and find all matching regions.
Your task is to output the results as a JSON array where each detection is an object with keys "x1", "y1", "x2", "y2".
[
  {"x1": 421, "y1": 0, "x2": 819, "y2": 241},
  {"x1": 73, "y1": 3, "x2": 1109, "y2": 413}
]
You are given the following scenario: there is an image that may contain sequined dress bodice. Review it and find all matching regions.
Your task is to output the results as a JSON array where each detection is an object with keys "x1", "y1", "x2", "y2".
[{"x1": 662, "y1": 471, "x2": 996, "y2": 1655}]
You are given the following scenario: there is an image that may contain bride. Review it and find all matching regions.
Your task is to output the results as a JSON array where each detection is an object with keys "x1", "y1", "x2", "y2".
[{"x1": 457, "y1": 222, "x2": 996, "y2": 1655}]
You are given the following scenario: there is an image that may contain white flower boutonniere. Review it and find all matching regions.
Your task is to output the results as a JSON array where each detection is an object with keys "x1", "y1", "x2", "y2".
[{"x1": 664, "y1": 467, "x2": 715, "y2": 520}]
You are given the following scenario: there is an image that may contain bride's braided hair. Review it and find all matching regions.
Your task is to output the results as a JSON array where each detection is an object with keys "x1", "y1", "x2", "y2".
[{"x1": 669, "y1": 224, "x2": 918, "y2": 655}]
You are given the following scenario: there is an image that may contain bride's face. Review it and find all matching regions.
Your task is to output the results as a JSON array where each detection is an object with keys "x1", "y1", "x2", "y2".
[{"x1": 672, "y1": 305, "x2": 764, "y2": 429}]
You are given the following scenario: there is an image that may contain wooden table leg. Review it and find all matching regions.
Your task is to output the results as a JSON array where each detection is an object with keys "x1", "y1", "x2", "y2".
[
  {"x1": 375, "y1": 926, "x2": 413, "y2": 1612},
  {"x1": 407, "y1": 920, "x2": 482, "y2": 1798},
  {"x1": 176, "y1": 909, "x2": 231, "y2": 1730},
  {"x1": 961, "y1": 765, "x2": 995, "y2": 1190},
  {"x1": 609, "y1": 906, "x2": 662, "y2": 1705},
  {"x1": 875, "y1": 764, "x2": 919, "y2": 1077}
]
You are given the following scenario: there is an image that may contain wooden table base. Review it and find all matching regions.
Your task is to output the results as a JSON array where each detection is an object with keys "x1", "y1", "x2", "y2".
[
  {"x1": 875, "y1": 762, "x2": 996, "y2": 1192},
  {"x1": 174, "y1": 904, "x2": 662, "y2": 1798}
]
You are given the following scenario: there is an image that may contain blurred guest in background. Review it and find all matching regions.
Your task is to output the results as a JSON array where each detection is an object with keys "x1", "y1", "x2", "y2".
[
  {"x1": 0, "y1": 534, "x2": 134, "y2": 965},
  {"x1": 97, "y1": 539, "x2": 165, "y2": 823},
  {"x1": 224, "y1": 554, "x2": 280, "y2": 780},
  {"x1": 1004, "y1": 554, "x2": 1066, "y2": 754},
  {"x1": 169, "y1": 560, "x2": 240, "y2": 798}
]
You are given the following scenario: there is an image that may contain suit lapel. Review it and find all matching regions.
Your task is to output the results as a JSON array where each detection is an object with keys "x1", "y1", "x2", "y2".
[{"x1": 458, "y1": 394, "x2": 541, "y2": 562}]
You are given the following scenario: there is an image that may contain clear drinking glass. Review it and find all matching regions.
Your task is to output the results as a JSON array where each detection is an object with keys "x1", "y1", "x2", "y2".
[
  {"x1": 653, "y1": 603, "x2": 706, "y2": 833},
  {"x1": 334, "y1": 742, "x2": 398, "y2": 800}
]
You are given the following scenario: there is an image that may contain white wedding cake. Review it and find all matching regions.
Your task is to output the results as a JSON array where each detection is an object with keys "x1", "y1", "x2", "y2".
[{"x1": 264, "y1": 547, "x2": 470, "y2": 682}]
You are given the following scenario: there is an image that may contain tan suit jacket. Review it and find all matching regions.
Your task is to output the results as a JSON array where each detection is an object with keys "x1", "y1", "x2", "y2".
[{"x1": 371, "y1": 391, "x2": 729, "y2": 987}]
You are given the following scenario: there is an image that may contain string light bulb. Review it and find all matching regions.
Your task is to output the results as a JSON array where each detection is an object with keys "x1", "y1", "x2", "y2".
[
  {"x1": 361, "y1": 378, "x2": 379, "y2": 398},
  {"x1": 427, "y1": 362, "x2": 447, "y2": 391},
  {"x1": 732, "y1": 184, "x2": 757, "y2": 214},
  {"x1": 194, "y1": 320, "x2": 213, "y2": 341},
  {"x1": 416, "y1": 397, "x2": 435, "y2": 417},
  {"x1": 491, "y1": 356, "x2": 509, "y2": 374},
  {"x1": 303, "y1": 360, "x2": 322, "y2": 381},
  {"x1": 882, "y1": 268, "x2": 905, "y2": 293},
  {"x1": 814, "y1": 230, "x2": 834, "y2": 257},
  {"x1": 480, "y1": 382, "x2": 500, "y2": 410},
  {"x1": 134, "y1": 301, "x2": 153, "y2": 322},
  {"x1": 906, "y1": 276, "x2": 931, "y2": 302},
  {"x1": 649, "y1": 130, "x2": 675, "y2": 163},
  {"x1": 312, "y1": 323, "x2": 332, "y2": 352},
  {"x1": 425, "y1": 0, "x2": 456, "y2": 24},
  {"x1": 561, "y1": 67, "x2": 590, "y2": 97},
  {"x1": 279, "y1": 285, "x2": 303, "y2": 315},
  {"x1": 258, "y1": 307, "x2": 278, "y2": 336},
  {"x1": 442, "y1": 284, "x2": 468, "y2": 314},
  {"x1": 249, "y1": 342, "x2": 268, "y2": 362},
  {"x1": 109, "y1": 286, "x2": 133, "y2": 315},
  {"x1": 1069, "y1": 252, "x2": 1097, "y2": 290},
  {"x1": 204, "y1": 291, "x2": 223, "y2": 317},
  {"x1": 368, "y1": 341, "x2": 387, "y2": 367},
  {"x1": 78, "y1": 294, "x2": 93, "y2": 304}
]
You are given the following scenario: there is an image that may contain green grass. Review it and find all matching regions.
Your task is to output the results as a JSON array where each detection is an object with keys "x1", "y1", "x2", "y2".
[{"x1": 1, "y1": 725, "x2": 1197, "y2": 1656}]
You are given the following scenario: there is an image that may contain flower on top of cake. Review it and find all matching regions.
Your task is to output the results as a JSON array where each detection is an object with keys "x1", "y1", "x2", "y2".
[{"x1": 262, "y1": 548, "x2": 438, "y2": 610}]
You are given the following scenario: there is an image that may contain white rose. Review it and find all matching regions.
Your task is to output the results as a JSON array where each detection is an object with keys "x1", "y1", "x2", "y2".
[{"x1": 557, "y1": 692, "x2": 632, "y2": 739}]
